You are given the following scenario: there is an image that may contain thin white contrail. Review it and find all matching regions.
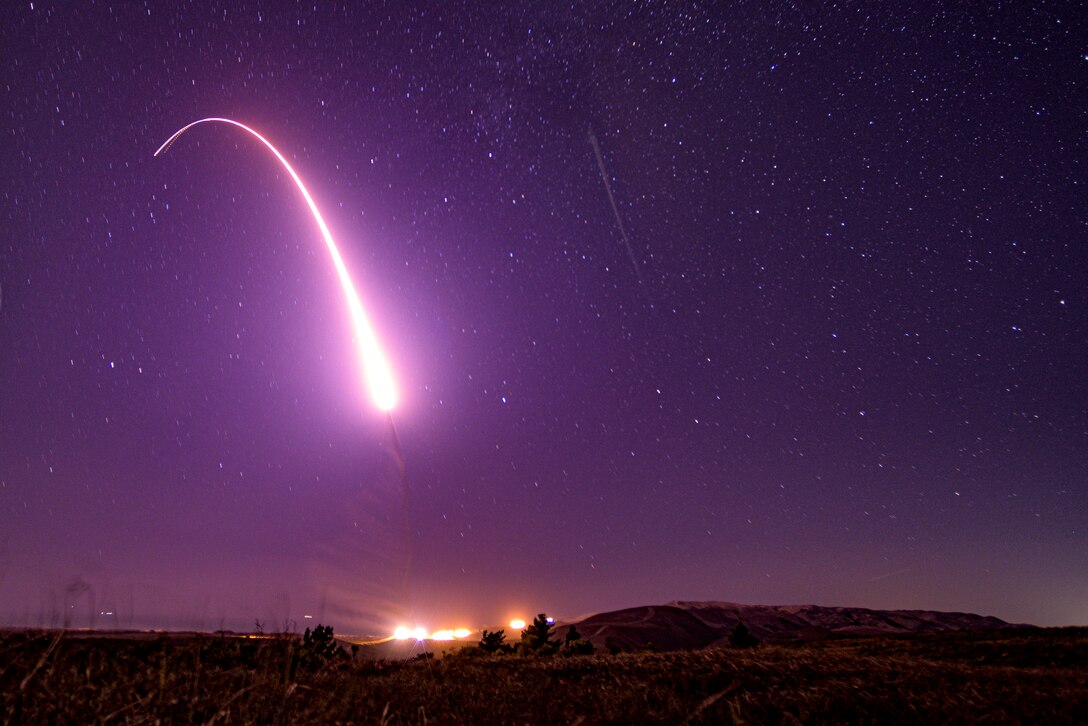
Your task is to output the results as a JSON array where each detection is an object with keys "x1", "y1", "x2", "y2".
[
  {"x1": 154, "y1": 117, "x2": 397, "y2": 412},
  {"x1": 868, "y1": 565, "x2": 915, "y2": 582},
  {"x1": 588, "y1": 127, "x2": 643, "y2": 284}
]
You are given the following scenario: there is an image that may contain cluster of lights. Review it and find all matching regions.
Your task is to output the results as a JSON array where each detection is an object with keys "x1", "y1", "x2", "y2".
[
  {"x1": 393, "y1": 626, "x2": 473, "y2": 641},
  {"x1": 393, "y1": 617, "x2": 552, "y2": 641}
]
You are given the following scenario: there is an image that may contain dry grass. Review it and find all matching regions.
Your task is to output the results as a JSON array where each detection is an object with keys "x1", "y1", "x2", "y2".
[{"x1": 1, "y1": 627, "x2": 1086, "y2": 724}]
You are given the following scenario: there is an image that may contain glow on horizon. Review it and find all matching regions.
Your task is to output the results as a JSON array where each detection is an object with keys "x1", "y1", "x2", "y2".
[
  {"x1": 154, "y1": 117, "x2": 397, "y2": 411},
  {"x1": 393, "y1": 626, "x2": 474, "y2": 641}
]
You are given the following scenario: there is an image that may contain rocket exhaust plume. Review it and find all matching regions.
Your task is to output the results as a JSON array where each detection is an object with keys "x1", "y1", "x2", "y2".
[
  {"x1": 155, "y1": 117, "x2": 412, "y2": 613},
  {"x1": 386, "y1": 412, "x2": 412, "y2": 609},
  {"x1": 154, "y1": 117, "x2": 397, "y2": 412}
]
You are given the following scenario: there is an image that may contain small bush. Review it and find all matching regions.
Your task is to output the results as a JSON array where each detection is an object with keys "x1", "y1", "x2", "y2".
[
  {"x1": 563, "y1": 625, "x2": 594, "y2": 655},
  {"x1": 478, "y1": 628, "x2": 509, "y2": 654},
  {"x1": 299, "y1": 624, "x2": 346, "y2": 669},
  {"x1": 729, "y1": 622, "x2": 760, "y2": 649}
]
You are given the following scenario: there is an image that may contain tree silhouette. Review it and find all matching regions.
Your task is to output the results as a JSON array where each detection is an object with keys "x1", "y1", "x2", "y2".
[
  {"x1": 479, "y1": 628, "x2": 508, "y2": 654},
  {"x1": 298, "y1": 624, "x2": 345, "y2": 670},
  {"x1": 520, "y1": 613, "x2": 558, "y2": 655},
  {"x1": 304, "y1": 625, "x2": 336, "y2": 652}
]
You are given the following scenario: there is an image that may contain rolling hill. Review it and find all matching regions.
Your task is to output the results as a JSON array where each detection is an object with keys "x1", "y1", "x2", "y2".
[{"x1": 556, "y1": 600, "x2": 1017, "y2": 651}]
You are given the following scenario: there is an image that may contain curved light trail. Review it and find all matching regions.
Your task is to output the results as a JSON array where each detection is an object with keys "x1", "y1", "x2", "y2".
[{"x1": 154, "y1": 117, "x2": 397, "y2": 412}]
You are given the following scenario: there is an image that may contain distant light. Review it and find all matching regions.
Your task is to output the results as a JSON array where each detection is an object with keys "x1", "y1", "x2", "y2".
[
  {"x1": 546, "y1": 617, "x2": 554, "y2": 624},
  {"x1": 510, "y1": 618, "x2": 526, "y2": 630},
  {"x1": 303, "y1": 614, "x2": 313, "y2": 619},
  {"x1": 394, "y1": 625, "x2": 474, "y2": 641}
]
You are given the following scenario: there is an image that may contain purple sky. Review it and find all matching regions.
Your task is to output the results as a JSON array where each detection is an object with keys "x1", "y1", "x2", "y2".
[{"x1": 2, "y1": 2, "x2": 1085, "y2": 633}]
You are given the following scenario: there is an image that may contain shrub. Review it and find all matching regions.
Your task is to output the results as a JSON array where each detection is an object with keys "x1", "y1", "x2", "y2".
[
  {"x1": 479, "y1": 629, "x2": 509, "y2": 654},
  {"x1": 563, "y1": 625, "x2": 595, "y2": 655},
  {"x1": 299, "y1": 624, "x2": 346, "y2": 669},
  {"x1": 729, "y1": 622, "x2": 760, "y2": 649}
]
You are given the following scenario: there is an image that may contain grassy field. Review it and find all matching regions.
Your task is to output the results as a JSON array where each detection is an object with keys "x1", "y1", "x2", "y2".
[{"x1": 2, "y1": 627, "x2": 1086, "y2": 723}]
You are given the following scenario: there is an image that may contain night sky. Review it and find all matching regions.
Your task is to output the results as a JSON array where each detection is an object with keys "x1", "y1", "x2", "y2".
[{"x1": 2, "y1": 2, "x2": 1085, "y2": 634}]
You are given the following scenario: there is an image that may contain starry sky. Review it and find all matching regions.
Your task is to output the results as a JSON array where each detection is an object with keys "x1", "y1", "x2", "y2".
[{"x1": 2, "y1": 2, "x2": 1085, "y2": 633}]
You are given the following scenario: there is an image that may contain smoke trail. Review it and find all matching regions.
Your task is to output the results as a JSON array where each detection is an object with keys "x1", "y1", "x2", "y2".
[
  {"x1": 386, "y1": 412, "x2": 412, "y2": 615},
  {"x1": 588, "y1": 127, "x2": 643, "y2": 284}
]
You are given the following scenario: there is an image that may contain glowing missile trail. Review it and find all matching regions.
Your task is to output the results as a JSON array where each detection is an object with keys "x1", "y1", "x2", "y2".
[
  {"x1": 154, "y1": 117, "x2": 397, "y2": 412},
  {"x1": 156, "y1": 118, "x2": 415, "y2": 620}
]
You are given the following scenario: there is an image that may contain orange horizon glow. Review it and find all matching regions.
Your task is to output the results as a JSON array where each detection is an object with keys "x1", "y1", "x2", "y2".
[
  {"x1": 392, "y1": 625, "x2": 474, "y2": 641},
  {"x1": 155, "y1": 117, "x2": 398, "y2": 412}
]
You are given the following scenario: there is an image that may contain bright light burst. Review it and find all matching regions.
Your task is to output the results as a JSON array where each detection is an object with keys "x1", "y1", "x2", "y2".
[
  {"x1": 154, "y1": 117, "x2": 398, "y2": 412},
  {"x1": 392, "y1": 625, "x2": 474, "y2": 641},
  {"x1": 509, "y1": 618, "x2": 526, "y2": 630}
]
